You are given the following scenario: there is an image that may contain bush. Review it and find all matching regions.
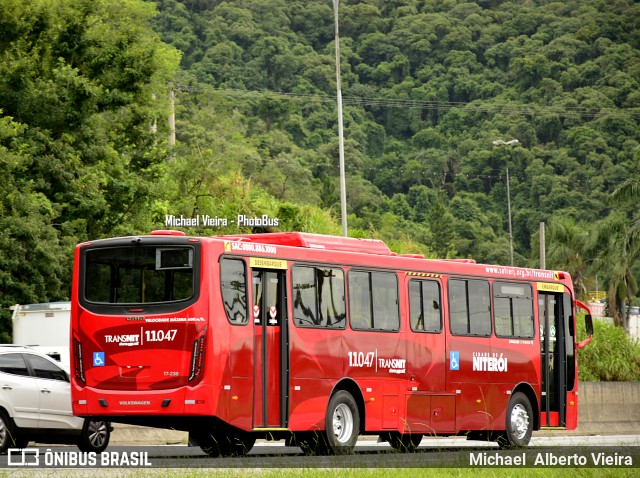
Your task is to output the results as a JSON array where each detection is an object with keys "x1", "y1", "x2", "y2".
[{"x1": 576, "y1": 317, "x2": 640, "y2": 381}]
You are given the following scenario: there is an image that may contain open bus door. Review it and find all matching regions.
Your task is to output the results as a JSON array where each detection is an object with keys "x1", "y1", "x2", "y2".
[
  {"x1": 251, "y1": 264, "x2": 289, "y2": 429},
  {"x1": 538, "y1": 289, "x2": 576, "y2": 428}
]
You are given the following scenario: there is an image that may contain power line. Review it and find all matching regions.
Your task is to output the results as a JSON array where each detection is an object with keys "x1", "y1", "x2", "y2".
[{"x1": 207, "y1": 87, "x2": 640, "y2": 120}]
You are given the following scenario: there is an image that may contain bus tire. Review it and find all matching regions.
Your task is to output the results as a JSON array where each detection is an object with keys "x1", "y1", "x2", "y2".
[
  {"x1": 198, "y1": 431, "x2": 255, "y2": 457},
  {"x1": 466, "y1": 431, "x2": 489, "y2": 442},
  {"x1": 294, "y1": 432, "x2": 331, "y2": 456},
  {"x1": 499, "y1": 392, "x2": 533, "y2": 448},
  {"x1": 325, "y1": 390, "x2": 359, "y2": 455},
  {"x1": 385, "y1": 432, "x2": 423, "y2": 452},
  {"x1": 197, "y1": 432, "x2": 225, "y2": 457}
]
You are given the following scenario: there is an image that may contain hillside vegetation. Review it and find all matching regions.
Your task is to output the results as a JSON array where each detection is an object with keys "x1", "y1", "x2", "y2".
[{"x1": 1, "y1": 0, "x2": 639, "y2": 341}]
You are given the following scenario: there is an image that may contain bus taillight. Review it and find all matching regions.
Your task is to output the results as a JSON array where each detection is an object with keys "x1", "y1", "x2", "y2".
[
  {"x1": 73, "y1": 337, "x2": 85, "y2": 384},
  {"x1": 189, "y1": 328, "x2": 207, "y2": 382}
]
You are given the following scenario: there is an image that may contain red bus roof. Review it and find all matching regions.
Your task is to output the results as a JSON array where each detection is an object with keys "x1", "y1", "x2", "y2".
[{"x1": 217, "y1": 232, "x2": 393, "y2": 256}]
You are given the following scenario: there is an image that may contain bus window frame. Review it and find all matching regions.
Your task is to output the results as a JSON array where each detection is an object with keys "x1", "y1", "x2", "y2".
[
  {"x1": 291, "y1": 264, "x2": 347, "y2": 330},
  {"x1": 408, "y1": 278, "x2": 443, "y2": 334},
  {"x1": 448, "y1": 277, "x2": 492, "y2": 337},
  {"x1": 492, "y1": 281, "x2": 535, "y2": 339},
  {"x1": 348, "y1": 269, "x2": 400, "y2": 333},
  {"x1": 220, "y1": 256, "x2": 250, "y2": 326},
  {"x1": 78, "y1": 242, "x2": 201, "y2": 315}
]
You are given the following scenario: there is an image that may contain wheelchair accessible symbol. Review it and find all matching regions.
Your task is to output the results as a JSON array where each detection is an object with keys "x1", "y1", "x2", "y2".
[
  {"x1": 93, "y1": 352, "x2": 105, "y2": 367},
  {"x1": 450, "y1": 351, "x2": 460, "y2": 370}
]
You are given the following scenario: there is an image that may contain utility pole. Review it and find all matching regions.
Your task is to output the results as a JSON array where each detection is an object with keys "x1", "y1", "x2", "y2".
[
  {"x1": 492, "y1": 139, "x2": 519, "y2": 266},
  {"x1": 540, "y1": 222, "x2": 546, "y2": 269},
  {"x1": 168, "y1": 87, "x2": 176, "y2": 147},
  {"x1": 332, "y1": 0, "x2": 348, "y2": 237}
]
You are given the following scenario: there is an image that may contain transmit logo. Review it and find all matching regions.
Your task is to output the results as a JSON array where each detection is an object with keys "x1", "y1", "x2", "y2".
[{"x1": 8, "y1": 448, "x2": 39, "y2": 466}]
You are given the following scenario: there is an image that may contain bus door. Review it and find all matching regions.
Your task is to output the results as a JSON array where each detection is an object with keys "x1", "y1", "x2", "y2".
[
  {"x1": 538, "y1": 289, "x2": 572, "y2": 428},
  {"x1": 251, "y1": 264, "x2": 288, "y2": 429},
  {"x1": 404, "y1": 276, "x2": 453, "y2": 433}
]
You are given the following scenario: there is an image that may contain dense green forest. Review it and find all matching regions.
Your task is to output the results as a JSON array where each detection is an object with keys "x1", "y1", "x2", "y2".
[{"x1": 1, "y1": 0, "x2": 639, "y2": 342}]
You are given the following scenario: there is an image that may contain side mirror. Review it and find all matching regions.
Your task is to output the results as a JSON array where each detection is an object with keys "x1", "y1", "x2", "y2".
[
  {"x1": 575, "y1": 300, "x2": 594, "y2": 349},
  {"x1": 577, "y1": 313, "x2": 594, "y2": 349},
  {"x1": 584, "y1": 313, "x2": 593, "y2": 336}
]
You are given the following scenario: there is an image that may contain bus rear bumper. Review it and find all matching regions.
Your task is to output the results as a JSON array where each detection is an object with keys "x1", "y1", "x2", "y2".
[{"x1": 72, "y1": 384, "x2": 217, "y2": 418}]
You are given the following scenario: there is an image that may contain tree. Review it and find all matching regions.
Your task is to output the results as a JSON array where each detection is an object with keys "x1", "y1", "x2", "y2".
[
  {"x1": 592, "y1": 214, "x2": 639, "y2": 330},
  {"x1": 546, "y1": 218, "x2": 593, "y2": 301},
  {"x1": 0, "y1": 0, "x2": 180, "y2": 339},
  {"x1": 603, "y1": 151, "x2": 640, "y2": 330}
]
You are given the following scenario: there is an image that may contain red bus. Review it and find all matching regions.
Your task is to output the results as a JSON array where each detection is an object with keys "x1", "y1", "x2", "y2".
[{"x1": 70, "y1": 231, "x2": 593, "y2": 455}]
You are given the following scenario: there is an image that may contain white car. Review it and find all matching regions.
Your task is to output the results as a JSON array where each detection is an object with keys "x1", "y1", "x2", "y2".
[{"x1": 0, "y1": 345, "x2": 110, "y2": 453}]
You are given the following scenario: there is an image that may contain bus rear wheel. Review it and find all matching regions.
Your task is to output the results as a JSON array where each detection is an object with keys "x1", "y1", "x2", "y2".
[
  {"x1": 325, "y1": 391, "x2": 359, "y2": 455},
  {"x1": 498, "y1": 392, "x2": 533, "y2": 449}
]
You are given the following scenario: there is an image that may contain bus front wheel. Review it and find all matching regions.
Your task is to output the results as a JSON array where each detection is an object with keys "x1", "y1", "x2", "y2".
[
  {"x1": 325, "y1": 390, "x2": 360, "y2": 455},
  {"x1": 498, "y1": 392, "x2": 533, "y2": 448}
]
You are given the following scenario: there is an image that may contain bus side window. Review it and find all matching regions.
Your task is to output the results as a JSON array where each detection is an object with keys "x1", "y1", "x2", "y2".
[
  {"x1": 493, "y1": 282, "x2": 534, "y2": 339},
  {"x1": 449, "y1": 279, "x2": 469, "y2": 335},
  {"x1": 349, "y1": 271, "x2": 372, "y2": 330},
  {"x1": 317, "y1": 267, "x2": 346, "y2": 327},
  {"x1": 349, "y1": 270, "x2": 398, "y2": 332},
  {"x1": 293, "y1": 266, "x2": 317, "y2": 326},
  {"x1": 469, "y1": 280, "x2": 491, "y2": 336},
  {"x1": 409, "y1": 279, "x2": 442, "y2": 333},
  {"x1": 494, "y1": 297, "x2": 512, "y2": 336},
  {"x1": 449, "y1": 278, "x2": 491, "y2": 336},
  {"x1": 220, "y1": 258, "x2": 248, "y2": 325},
  {"x1": 372, "y1": 272, "x2": 399, "y2": 331},
  {"x1": 293, "y1": 265, "x2": 346, "y2": 329}
]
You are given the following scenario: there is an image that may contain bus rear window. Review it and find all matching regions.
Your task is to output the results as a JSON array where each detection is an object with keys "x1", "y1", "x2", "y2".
[{"x1": 84, "y1": 246, "x2": 194, "y2": 304}]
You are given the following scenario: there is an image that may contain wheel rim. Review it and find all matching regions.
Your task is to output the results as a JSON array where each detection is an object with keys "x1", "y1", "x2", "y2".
[
  {"x1": 509, "y1": 403, "x2": 530, "y2": 440},
  {"x1": 332, "y1": 403, "x2": 353, "y2": 444},
  {"x1": 87, "y1": 420, "x2": 108, "y2": 448},
  {"x1": 0, "y1": 417, "x2": 6, "y2": 445}
]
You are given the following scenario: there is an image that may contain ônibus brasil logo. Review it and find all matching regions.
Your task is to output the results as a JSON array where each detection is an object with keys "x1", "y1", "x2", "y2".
[{"x1": 7, "y1": 449, "x2": 152, "y2": 467}]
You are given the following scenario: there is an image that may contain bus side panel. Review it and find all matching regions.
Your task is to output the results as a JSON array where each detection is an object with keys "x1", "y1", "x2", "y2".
[
  {"x1": 288, "y1": 379, "x2": 334, "y2": 430},
  {"x1": 343, "y1": 331, "x2": 406, "y2": 431},
  {"x1": 218, "y1": 322, "x2": 254, "y2": 431},
  {"x1": 491, "y1": 337, "x2": 541, "y2": 430},
  {"x1": 446, "y1": 336, "x2": 495, "y2": 432},
  {"x1": 287, "y1": 327, "x2": 344, "y2": 430},
  {"x1": 566, "y1": 306, "x2": 579, "y2": 429},
  {"x1": 566, "y1": 388, "x2": 578, "y2": 429},
  {"x1": 491, "y1": 338, "x2": 540, "y2": 385}
]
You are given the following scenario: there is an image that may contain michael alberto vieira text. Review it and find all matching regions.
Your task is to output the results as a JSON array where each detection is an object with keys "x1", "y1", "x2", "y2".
[{"x1": 470, "y1": 451, "x2": 633, "y2": 467}]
